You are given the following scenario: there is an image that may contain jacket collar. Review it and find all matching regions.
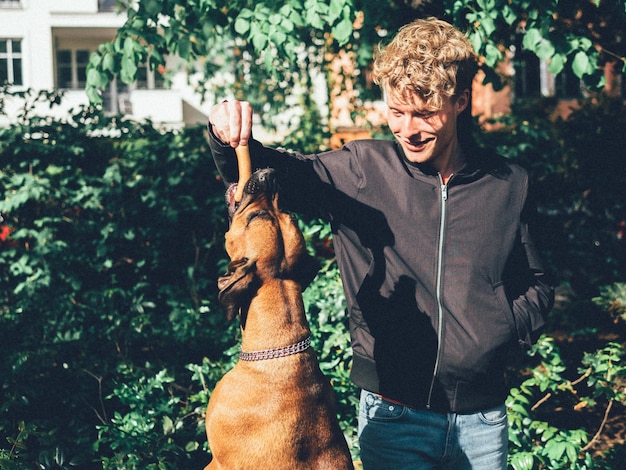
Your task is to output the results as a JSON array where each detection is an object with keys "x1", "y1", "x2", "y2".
[{"x1": 398, "y1": 142, "x2": 507, "y2": 185}]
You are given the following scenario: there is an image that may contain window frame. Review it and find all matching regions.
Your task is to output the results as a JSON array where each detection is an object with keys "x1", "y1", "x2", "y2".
[{"x1": 0, "y1": 38, "x2": 23, "y2": 85}]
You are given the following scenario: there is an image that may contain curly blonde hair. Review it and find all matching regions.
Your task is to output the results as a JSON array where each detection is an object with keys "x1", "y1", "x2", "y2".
[{"x1": 373, "y1": 17, "x2": 478, "y2": 110}]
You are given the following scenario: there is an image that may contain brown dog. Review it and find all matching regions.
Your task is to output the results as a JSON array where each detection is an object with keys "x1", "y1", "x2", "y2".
[{"x1": 205, "y1": 168, "x2": 354, "y2": 469}]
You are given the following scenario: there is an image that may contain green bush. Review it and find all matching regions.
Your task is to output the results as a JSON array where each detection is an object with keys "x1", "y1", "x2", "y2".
[
  {"x1": 593, "y1": 283, "x2": 626, "y2": 325},
  {"x1": 479, "y1": 96, "x2": 626, "y2": 294},
  {"x1": 0, "y1": 87, "x2": 230, "y2": 468},
  {"x1": 507, "y1": 335, "x2": 626, "y2": 469},
  {"x1": 480, "y1": 96, "x2": 626, "y2": 468}
]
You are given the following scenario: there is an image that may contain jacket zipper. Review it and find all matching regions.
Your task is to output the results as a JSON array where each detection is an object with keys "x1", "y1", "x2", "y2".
[{"x1": 427, "y1": 174, "x2": 451, "y2": 409}]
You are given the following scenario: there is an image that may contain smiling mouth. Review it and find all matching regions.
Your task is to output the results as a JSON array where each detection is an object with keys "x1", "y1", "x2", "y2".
[{"x1": 405, "y1": 138, "x2": 433, "y2": 150}]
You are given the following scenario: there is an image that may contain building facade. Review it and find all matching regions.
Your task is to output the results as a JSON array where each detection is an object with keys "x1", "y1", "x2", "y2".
[{"x1": 0, "y1": 0, "x2": 210, "y2": 126}]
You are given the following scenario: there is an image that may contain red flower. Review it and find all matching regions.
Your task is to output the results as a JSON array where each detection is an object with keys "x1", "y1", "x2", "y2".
[
  {"x1": 617, "y1": 221, "x2": 626, "y2": 242},
  {"x1": 0, "y1": 224, "x2": 11, "y2": 242}
]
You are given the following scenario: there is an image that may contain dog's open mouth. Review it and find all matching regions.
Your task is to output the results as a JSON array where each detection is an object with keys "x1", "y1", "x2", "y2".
[
  {"x1": 225, "y1": 183, "x2": 239, "y2": 218},
  {"x1": 225, "y1": 168, "x2": 279, "y2": 219}
]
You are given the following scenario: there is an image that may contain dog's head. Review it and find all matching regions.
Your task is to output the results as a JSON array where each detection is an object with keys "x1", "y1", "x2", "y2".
[{"x1": 217, "y1": 168, "x2": 320, "y2": 321}]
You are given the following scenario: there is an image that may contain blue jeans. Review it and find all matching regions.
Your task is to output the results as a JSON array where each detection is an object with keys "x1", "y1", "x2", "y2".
[{"x1": 358, "y1": 390, "x2": 508, "y2": 469}]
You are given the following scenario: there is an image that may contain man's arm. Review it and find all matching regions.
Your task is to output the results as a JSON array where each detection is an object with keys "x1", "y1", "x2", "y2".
[{"x1": 506, "y1": 192, "x2": 555, "y2": 349}]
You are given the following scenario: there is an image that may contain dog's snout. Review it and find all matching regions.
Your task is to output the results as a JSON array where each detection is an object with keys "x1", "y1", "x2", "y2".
[
  {"x1": 247, "y1": 168, "x2": 277, "y2": 195},
  {"x1": 226, "y1": 168, "x2": 279, "y2": 219}
]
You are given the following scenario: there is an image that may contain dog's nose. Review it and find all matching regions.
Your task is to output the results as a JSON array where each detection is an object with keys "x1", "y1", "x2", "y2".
[
  {"x1": 250, "y1": 168, "x2": 277, "y2": 193},
  {"x1": 255, "y1": 168, "x2": 274, "y2": 183}
]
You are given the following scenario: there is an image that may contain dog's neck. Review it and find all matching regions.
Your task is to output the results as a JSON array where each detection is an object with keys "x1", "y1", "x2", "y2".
[{"x1": 240, "y1": 278, "x2": 311, "y2": 354}]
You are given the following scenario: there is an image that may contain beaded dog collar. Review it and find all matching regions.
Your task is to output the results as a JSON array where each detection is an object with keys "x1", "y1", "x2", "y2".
[{"x1": 238, "y1": 336, "x2": 311, "y2": 361}]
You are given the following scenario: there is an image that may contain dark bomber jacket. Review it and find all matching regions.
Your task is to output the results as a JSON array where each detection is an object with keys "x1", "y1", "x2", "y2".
[{"x1": 210, "y1": 133, "x2": 554, "y2": 413}]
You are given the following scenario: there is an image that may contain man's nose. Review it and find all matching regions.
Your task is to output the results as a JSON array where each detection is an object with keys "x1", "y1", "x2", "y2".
[{"x1": 401, "y1": 115, "x2": 423, "y2": 136}]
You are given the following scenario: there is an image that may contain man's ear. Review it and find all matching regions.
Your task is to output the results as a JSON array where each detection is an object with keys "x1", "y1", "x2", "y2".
[{"x1": 455, "y1": 88, "x2": 470, "y2": 115}]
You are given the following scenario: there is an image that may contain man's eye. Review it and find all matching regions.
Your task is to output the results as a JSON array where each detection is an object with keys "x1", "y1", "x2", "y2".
[{"x1": 415, "y1": 111, "x2": 434, "y2": 119}]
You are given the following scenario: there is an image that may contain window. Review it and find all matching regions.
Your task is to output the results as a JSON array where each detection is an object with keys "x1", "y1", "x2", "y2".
[
  {"x1": 56, "y1": 50, "x2": 72, "y2": 88},
  {"x1": 512, "y1": 50, "x2": 542, "y2": 99},
  {"x1": 56, "y1": 49, "x2": 91, "y2": 89},
  {"x1": 510, "y1": 34, "x2": 542, "y2": 100},
  {"x1": 136, "y1": 61, "x2": 165, "y2": 89},
  {"x1": 552, "y1": 65, "x2": 583, "y2": 99},
  {"x1": 102, "y1": 78, "x2": 129, "y2": 114},
  {"x1": 511, "y1": 38, "x2": 584, "y2": 100},
  {"x1": 0, "y1": 39, "x2": 22, "y2": 85},
  {"x1": 57, "y1": 49, "x2": 164, "y2": 91},
  {"x1": 0, "y1": 0, "x2": 21, "y2": 8},
  {"x1": 98, "y1": 0, "x2": 117, "y2": 12}
]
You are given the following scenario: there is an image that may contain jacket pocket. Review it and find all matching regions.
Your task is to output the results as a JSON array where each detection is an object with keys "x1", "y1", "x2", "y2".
[
  {"x1": 493, "y1": 282, "x2": 527, "y2": 346},
  {"x1": 494, "y1": 280, "x2": 550, "y2": 349}
]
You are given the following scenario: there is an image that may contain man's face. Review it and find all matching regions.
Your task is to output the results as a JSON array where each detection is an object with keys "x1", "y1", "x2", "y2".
[{"x1": 385, "y1": 90, "x2": 469, "y2": 169}]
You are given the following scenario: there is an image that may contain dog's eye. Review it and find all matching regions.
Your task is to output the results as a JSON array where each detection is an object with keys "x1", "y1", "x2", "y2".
[
  {"x1": 247, "y1": 210, "x2": 271, "y2": 225},
  {"x1": 226, "y1": 257, "x2": 248, "y2": 275}
]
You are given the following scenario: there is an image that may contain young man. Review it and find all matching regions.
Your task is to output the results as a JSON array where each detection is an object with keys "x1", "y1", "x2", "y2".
[{"x1": 207, "y1": 17, "x2": 553, "y2": 470}]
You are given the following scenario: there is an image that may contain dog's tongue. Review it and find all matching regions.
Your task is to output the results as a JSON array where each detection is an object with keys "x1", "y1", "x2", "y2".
[{"x1": 226, "y1": 184, "x2": 238, "y2": 217}]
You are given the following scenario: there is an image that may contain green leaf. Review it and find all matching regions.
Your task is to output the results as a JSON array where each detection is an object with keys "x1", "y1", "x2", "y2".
[
  {"x1": 484, "y1": 43, "x2": 501, "y2": 67},
  {"x1": 185, "y1": 441, "x2": 200, "y2": 452},
  {"x1": 123, "y1": 37, "x2": 136, "y2": 56},
  {"x1": 509, "y1": 452, "x2": 534, "y2": 470},
  {"x1": 548, "y1": 53, "x2": 565, "y2": 75},
  {"x1": 306, "y1": 5, "x2": 325, "y2": 29},
  {"x1": 253, "y1": 3, "x2": 270, "y2": 21},
  {"x1": 546, "y1": 440, "x2": 566, "y2": 461},
  {"x1": 565, "y1": 442, "x2": 578, "y2": 462},
  {"x1": 162, "y1": 416, "x2": 174, "y2": 435},
  {"x1": 470, "y1": 30, "x2": 484, "y2": 54},
  {"x1": 332, "y1": 13, "x2": 353, "y2": 45},
  {"x1": 143, "y1": 0, "x2": 162, "y2": 16},
  {"x1": 502, "y1": 5, "x2": 517, "y2": 25},
  {"x1": 281, "y1": 18, "x2": 294, "y2": 33},
  {"x1": 89, "y1": 51, "x2": 102, "y2": 68},
  {"x1": 572, "y1": 50, "x2": 590, "y2": 78},
  {"x1": 102, "y1": 53, "x2": 116, "y2": 73},
  {"x1": 87, "y1": 68, "x2": 110, "y2": 89},
  {"x1": 237, "y1": 8, "x2": 254, "y2": 19},
  {"x1": 120, "y1": 55, "x2": 138, "y2": 84},
  {"x1": 329, "y1": 0, "x2": 344, "y2": 22},
  {"x1": 536, "y1": 40, "x2": 555, "y2": 61},
  {"x1": 85, "y1": 85, "x2": 102, "y2": 104},
  {"x1": 522, "y1": 28, "x2": 542, "y2": 51},
  {"x1": 269, "y1": 28, "x2": 287, "y2": 45},
  {"x1": 288, "y1": 8, "x2": 304, "y2": 27},
  {"x1": 480, "y1": 16, "x2": 496, "y2": 37},
  {"x1": 234, "y1": 17, "x2": 250, "y2": 35},
  {"x1": 177, "y1": 36, "x2": 191, "y2": 59},
  {"x1": 252, "y1": 31, "x2": 268, "y2": 51}
]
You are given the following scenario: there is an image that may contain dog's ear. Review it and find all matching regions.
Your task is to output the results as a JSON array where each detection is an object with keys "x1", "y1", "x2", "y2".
[
  {"x1": 293, "y1": 252, "x2": 321, "y2": 290},
  {"x1": 217, "y1": 258, "x2": 260, "y2": 321}
]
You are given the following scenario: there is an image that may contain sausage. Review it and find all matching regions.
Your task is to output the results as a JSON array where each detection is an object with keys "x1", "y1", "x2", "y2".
[{"x1": 234, "y1": 145, "x2": 251, "y2": 203}]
